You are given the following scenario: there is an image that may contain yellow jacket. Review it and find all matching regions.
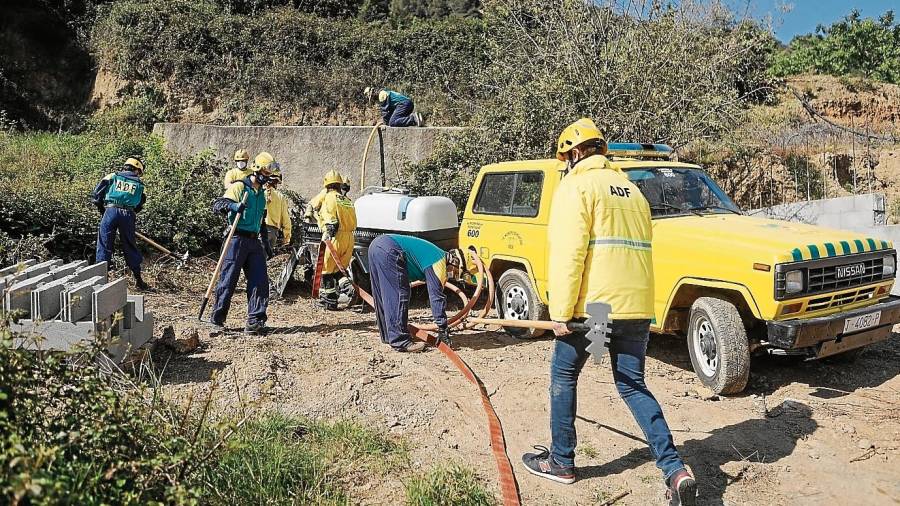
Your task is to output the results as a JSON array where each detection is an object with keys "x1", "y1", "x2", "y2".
[
  {"x1": 319, "y1": 189, "x2": 357, "y2": 274},
  {"x1": 305, "y1": 189, "x2": 327, "y2": 220},
  {"x1": 548, "y1": 154, "x2": 654, "y2": 321},
  {"x1": 265, "y1": 188, "x2": 292, "y2": 245},
  {"x1": 223, "y1": 167, "x2": 253, "y2": 189}
]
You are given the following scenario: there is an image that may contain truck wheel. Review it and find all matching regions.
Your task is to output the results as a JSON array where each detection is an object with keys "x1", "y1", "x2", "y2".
[
  {"x1": 687, "y1": 297, "x2": 750, "y2": 395},
  {"x1": 496, "y1": 269, "x2": 548, "y2": 339}
]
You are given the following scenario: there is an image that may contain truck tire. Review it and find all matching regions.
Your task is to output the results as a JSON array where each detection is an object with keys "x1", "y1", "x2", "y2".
[
  {"x1": 687, "y1": 297, "x2": 750, "y2": 395},
  {"x1": 495, "y1": 269, "x2": 549, "y2": 339}
]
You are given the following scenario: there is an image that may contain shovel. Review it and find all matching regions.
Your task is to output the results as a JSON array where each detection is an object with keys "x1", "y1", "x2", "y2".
[
  {"x1": 198, "y1": 193, "x2": 250, "y2": 321},
  {"x1": 466, "y1": 301, "x2": 613, "y2": 362},
  {"x1": 136, "y1": 231, "x2": 189, "y2": 265}
]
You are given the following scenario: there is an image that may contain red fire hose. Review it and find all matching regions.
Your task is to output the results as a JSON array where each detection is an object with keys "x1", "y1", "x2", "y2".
[{"x1": 321, "y1": 241, "x2": 520, "y2": 506}]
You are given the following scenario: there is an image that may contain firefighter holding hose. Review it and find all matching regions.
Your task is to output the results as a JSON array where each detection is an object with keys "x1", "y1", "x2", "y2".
[
  {"x1": 317, "y1": 170, "x2": 357, "y2": 310},
  {"x1": 522, "y1": 119, "x2": 697, "y2": 506},
  {"x1": 367, "y1": 236, "x2": 471, "y2": 353}
]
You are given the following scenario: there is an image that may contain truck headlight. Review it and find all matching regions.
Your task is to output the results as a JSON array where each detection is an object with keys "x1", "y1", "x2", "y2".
[
  {"x1": 785, "y1": 269, "x2": 803, "y2": 294},
  {"x1": 884, "y1": 255, "x2": 896, "y2": 278}
]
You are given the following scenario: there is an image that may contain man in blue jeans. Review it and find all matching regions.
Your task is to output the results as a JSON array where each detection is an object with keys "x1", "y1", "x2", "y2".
[
  {"x1": 364, "y1": 87, "x2": 423, "y2": 127},
  {"x1": 522, "y1": 119, "x2": 697, "y2": 506}
]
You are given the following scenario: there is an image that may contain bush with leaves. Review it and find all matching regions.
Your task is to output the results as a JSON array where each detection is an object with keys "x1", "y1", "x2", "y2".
[
  {"x1": 770, "y1": 9, "x2": 900, "y2": 84},
  {"x1": 90, "y1": 0, "x2": 487, "y2": 126},
  {"x1": 405, "y1": 0, "x2": 777, "y2": 206},
  {"x1": 0, "y1": 115, "x2": 226, "y2": 261}
]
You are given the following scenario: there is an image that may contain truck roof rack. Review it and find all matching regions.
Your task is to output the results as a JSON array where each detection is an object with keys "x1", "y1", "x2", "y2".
[{"x1": 607, "y1": 142, "x2": 674, "y2": 160}]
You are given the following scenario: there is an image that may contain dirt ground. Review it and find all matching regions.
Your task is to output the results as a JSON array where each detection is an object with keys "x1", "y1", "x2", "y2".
[{"x1": 143, "y1": 273, "x2": 900, "y2": 506}]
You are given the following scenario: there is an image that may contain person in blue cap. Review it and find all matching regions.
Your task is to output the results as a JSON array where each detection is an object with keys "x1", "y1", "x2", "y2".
[{"x1": 92, "y1": 157, "x2": 149, "y2": 290}]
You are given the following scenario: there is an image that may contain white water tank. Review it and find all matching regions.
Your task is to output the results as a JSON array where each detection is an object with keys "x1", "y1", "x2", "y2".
[{"x1": 355, "y1": 191, "x2": 458, "y2": 233}]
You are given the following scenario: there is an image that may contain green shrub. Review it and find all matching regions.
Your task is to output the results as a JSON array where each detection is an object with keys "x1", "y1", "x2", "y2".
[
  {"x1": 90, "y1": 0, "x2": 487, "y2": 126},
  {"x1": 405, "y1": 463, "x2": 495, "y2": 506},
  {"x1": 0, "y1": 122, "x2": 226, "y2": 260},
  {"x1": 770, "y1": 9, "x2": 900, "y2": 84}
]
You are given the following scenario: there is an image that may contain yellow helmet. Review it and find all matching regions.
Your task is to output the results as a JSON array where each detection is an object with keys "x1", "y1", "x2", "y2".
[
  {"x1": 124, "y1": 157, "x2": 145, "y2": 173},
  {"x1": 556, "y1": 118, "x2": 606, "y2": 161},
  {"x1": 252, "y1": 152, "x2": 276, "y2": 172},
  {"x1": 234, "y1": 149, "x2": 250, "y2": 162},
  {"x1": 378, "y1": 90, "x2": 389, "y2": 104},
  {"x1": 323, "y1": 170, "x2": 343, "y2": 188}
]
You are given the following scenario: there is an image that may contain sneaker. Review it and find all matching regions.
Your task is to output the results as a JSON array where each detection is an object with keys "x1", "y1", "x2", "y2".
[
  {"x1": 206, "y1": 319, "x2": 225, "y2": 331},
  {"x1": 135, "y1": 277, "x2": 151, "y2": 291},
  {"x1": 245, "y1": 321, "x2": 268, "y2": 335},
  {"x1": 521, "y1": 445, "x2": 575, "y2": 484},
  {"x1": 666, "y1": 468, "x2": 697, "y2": 506},
  {"x1": 401, "y1": 341, "x2": 426, "y2": 353},
  {"x1": 414, "y1": 112, "x2": 424, "y2": 127}
]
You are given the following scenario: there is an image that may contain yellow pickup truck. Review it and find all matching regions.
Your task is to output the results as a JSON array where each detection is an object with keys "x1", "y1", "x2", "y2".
[{"x1": 459, "y1": 143, "x2": 899, "y2": 394}]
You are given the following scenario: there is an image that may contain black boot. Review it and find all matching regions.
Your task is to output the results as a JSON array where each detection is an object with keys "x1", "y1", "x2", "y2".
[{"x1": 135, "y1": 272, "x2": 150, "y2": 291}]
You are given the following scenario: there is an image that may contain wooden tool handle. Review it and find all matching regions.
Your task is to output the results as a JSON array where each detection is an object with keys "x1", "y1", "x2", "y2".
[
  {"x1": 135, "y1": 231, "x2": 174, "y2": 256},
  {"x1": 198, "y1": 193, "x2": 250, "y2": 320},
  {"x1": 467, "y1": 317, "x2": 590, "y2": 332}
]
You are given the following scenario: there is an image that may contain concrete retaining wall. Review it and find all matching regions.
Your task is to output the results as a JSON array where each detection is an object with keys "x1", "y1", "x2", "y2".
[
  {"x1": 152, "y1": 123, "x2": 463, "y2": 198},
  {"x1": 748, "y1": 193, "x2": 886, "y2": 230}
]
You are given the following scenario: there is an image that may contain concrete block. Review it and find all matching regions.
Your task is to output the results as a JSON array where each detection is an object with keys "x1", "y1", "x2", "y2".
[
  {"x1": 31, "y1": 275, "x2": 74, "y2": 321},
  {"x1": 62, "y1": 276, "x2": 103, "y2": 323},
  {"x1": 17, "y1": 259, "x2": 63, "y2": 280},
  {"x1": 0, "y1": 259, "x2": 36, "y2": 276},
  {"x1": 72, "y1": 262, "x2": 108, "y2": 284},
  {"x1": 91, "y1": 278, "x2": 128, "y2": 323},
  {"x1": 48, "y1": 260, "x2": 87, "y2": 280},
  {"x1": 4, "y1": 272, "x2": 54, "y2": 317},
  {"x1": 107, "y1": 312, "x2": 154, "y2": 363},
  {"x1": 127, "y1": 295, "x2": 145, "y2": 322},
  {"x1": 10, "y1": 320, "x2": 97, "y2": 352}
]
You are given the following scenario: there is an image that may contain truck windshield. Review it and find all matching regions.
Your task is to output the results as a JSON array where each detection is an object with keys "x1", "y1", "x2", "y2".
[{"x1": 625, "y1": 167, "x2": 742, "y2": 218}]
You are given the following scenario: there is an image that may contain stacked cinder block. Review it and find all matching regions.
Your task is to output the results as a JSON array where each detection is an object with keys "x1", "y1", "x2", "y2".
[{"x1": 2, "y1": 260, "x2": 155, "y2": 362}]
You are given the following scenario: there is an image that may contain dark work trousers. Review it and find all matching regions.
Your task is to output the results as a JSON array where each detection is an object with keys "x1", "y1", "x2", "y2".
[
  {"x1": 388, "y1": 99, "x2": 417, "y2": 127},
  {"x1": 367, "y1": 235, "x2": 448, "y2": 350},
  {"x1": 96, "y1": 207, "x2": 143, "y2": 276},
  {"x1": 211, "y1": 234, "x2": 269, "y2": 326}
]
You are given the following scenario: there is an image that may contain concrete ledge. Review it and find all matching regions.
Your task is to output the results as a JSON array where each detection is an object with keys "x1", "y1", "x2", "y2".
[{"x1": 152, "y1": 123, "x2": 464, "y2": 198}]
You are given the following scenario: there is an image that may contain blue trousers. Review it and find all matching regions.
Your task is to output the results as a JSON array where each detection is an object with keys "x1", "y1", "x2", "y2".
[
  {"x1": 368, "y1": 235, "x2": 447, "y2": 350},
  {"x1": 388, "y1": 99, "x2": 417, "y2": 127},
  {"x1": 211, "y1": 235, "x2": 269, "y2": 326},
  {"x1": 549, "y1": 319, "x2": 684, "y2": 480},
  {"x1": 96, "y1": 207, "x2": 142, "y2": 275}
]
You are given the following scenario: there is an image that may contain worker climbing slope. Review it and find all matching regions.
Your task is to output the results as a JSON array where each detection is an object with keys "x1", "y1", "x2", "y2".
[
  {"x1": 92, "y1": 156, "x2": 150, "y2": 290},
  {"x1": 264, "y1": 164, "x2": 292, "y2": 250},
  {"x1": 368, "y1": 235, "x2": 469, "y2": 353},
  {"x1": 318, "y1": 169, "x2": 357, "y2": 310},
  {"x1": 223, "y1": 149, "x2": 252, "y2": 188},
  {"x1": 364, "y1": 87, "x2": 423, "y2": 127},
  {"x1": 522, "y1": 118, "x2": 698, "y2": 506},
  {"x1": 209, "y1": 152, "x2": 276, "y2": 334}
]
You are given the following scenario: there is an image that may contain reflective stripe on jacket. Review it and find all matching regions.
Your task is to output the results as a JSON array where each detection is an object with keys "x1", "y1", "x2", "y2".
[{"x1": 547, "y1": 154, "x2": 654, "y2": 321}]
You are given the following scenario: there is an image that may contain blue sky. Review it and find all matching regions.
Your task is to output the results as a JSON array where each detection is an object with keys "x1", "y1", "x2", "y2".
[{"x1": 740, "y1": 0, "x2": 897, "y2": 42}]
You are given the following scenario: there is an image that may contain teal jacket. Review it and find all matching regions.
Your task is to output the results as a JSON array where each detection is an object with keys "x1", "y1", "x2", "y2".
[
  {"x1": 386, "y1": 234, "x2": 446, "y2": 283},
  {"x1": 92, "y1": 171, "x2": 146, "y2": 211}
]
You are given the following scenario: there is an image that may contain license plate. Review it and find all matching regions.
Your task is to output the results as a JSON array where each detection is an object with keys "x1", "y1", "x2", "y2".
[
  {"x1": 843, "y1": 311, "x2": 881, "y2": 333},
  {"x1": 835, "y1": 262, "x2": 865, "y2": 279}
]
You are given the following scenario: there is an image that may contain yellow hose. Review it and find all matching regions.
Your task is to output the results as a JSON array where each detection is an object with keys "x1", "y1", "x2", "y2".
[{"x1": 360, "y1": 123, "x2": 383, "y2": 192}]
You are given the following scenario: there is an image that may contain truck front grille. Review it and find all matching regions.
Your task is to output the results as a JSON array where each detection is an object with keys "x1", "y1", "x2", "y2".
[
  {"x1": 775, "y1": 250, "x2": 894, "y2": 300},
  {"x1": 805, "y1": 287, "x2": 877, "y2": 311}
]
